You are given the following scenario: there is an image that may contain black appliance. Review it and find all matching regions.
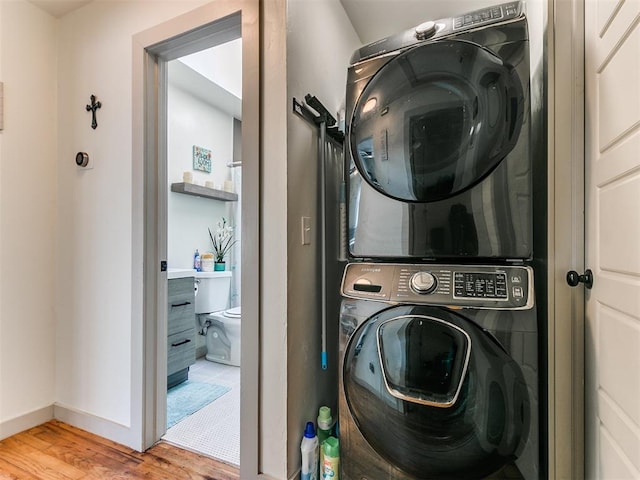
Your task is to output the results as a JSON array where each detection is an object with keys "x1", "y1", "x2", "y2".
[
  {"x1": 345, "y1": 1, "x2": 531, "y2": 260},
  {"x1": 337, "y1": 3, "x2": 543, "y2": 479},
  {"x1": 339, "y1": 262, "x2": 540, "y2": 479}
]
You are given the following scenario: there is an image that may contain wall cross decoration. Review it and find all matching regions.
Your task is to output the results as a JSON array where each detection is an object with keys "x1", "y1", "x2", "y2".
[{"x1": 86, "y1": 94, "x2": 102, "y2": 129}]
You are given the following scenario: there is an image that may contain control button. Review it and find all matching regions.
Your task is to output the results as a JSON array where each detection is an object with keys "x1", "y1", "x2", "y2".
[
  {"x1": 513, "y1": 286, "x2": 524, "y2": 298},
  {"x1": 415, "y1": 21, "x2": 437, "y2": 40},
  {"x1": 410, "y1": 271, "x2": 438, "y2": 294},
  {"x1": 511, "y1": 275, "x2": 522, "y2": 284}
]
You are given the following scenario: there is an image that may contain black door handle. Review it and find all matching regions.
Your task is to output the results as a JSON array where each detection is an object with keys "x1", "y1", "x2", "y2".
[{"x1": 566, "y1": 269, "x2": 593, "y2": 289}]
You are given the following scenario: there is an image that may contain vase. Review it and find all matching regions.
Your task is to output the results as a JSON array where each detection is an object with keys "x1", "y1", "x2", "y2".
[{"x1": 214, "y1": 262, "x2": 226, "y2": 271}]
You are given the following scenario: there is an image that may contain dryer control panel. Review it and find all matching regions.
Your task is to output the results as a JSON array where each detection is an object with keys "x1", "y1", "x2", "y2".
[
  {"x1": 350, "y1": 1, "x2": 525, "y2": 65},
  {"x1": 452, "y1": 2, "x2": 521, "y2": 30},
  {"x1": 341, "y1": 262, "x2": 534, "y2": 310}
]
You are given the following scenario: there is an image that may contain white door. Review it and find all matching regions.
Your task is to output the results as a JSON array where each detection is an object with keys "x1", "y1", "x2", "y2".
[{"x1": 584, "y1": 0, "x2": 640, "y2": 478}]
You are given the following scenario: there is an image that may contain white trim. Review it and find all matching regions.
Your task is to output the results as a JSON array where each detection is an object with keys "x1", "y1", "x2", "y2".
[
  {"x1": 53, "y1": 404, "x2": 132, "y2": 447},
  {"x1": 0, "y1": 406, "x2": 53, "y2": 441},
  {"x1": 548, "y1": 0, "x2": 585, "y2": 477}
]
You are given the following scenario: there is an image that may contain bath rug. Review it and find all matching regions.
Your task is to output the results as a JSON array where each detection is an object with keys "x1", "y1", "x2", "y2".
[{"x1": 167, "y1": 380, "x2": 230, "y2": 429}]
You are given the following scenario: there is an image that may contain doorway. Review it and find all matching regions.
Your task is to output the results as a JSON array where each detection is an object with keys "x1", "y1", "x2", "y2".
[
  {"x1": 162, "y1": 38, "x2": 242, "y2": 466},
  {"x1": 132, "y1": 2, "x2": 260, "y2": 477},
  {"x1": 162, "y1": 39, "x2": 243, "y2": 465}
]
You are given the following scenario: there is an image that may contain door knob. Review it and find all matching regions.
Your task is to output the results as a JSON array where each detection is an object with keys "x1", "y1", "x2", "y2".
[{"x1": 566, "y1": 269, "x2": 593, "y2": 289}]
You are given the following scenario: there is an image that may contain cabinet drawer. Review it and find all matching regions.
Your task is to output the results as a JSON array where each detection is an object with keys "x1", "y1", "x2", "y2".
[
  {"x1": 168, "y1": 302, "x2": 194, "y2": 335},
  {"x1": 167, "y1": 329, "x2": 195, "y2": 376},
  {"x1": 168, "y1": 277, "x2": 195, "y2": 299},
  {"x1": 168, "y1": 278, "x2": 195, "y2": 336}
]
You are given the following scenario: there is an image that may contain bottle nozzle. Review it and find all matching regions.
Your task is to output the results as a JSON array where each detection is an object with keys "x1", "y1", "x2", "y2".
[{"x1": 304, "y1": 421, "x2": 316, "y2": 438}]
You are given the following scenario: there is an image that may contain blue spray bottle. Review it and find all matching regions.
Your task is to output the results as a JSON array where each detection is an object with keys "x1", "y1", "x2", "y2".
[{"x1": 193, "y1": 249, "x2": 201, "y2": 271}]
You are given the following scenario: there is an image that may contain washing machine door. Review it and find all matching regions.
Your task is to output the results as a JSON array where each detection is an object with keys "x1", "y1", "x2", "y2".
[
  {"x1": 343, "y1": 305, "x2": 529, "y2": 479},
  {"x1": 350, "y1": 40, "x2": 523, "y2": 203}
]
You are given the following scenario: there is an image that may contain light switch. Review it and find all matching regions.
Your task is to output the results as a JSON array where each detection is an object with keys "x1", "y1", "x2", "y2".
[{"x1": 301, "y1": 216, "x2": 312, "y2": 245}]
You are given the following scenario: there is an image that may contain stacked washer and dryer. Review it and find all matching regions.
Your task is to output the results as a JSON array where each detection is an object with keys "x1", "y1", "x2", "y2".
[{"x1": 337, "y1": 2, "x2": 544, "y2": 479}]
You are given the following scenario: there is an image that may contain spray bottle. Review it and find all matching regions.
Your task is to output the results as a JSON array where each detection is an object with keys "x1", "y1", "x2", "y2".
[
  {"x1": 193, "y1": 249, "x2": 201, "y2": 272},
  {"x1": 301, "y1": 422, "x2": 319, "y2": 480},
  {"x1": 322, "y1": 436, "x2": 339, "y2": 480}
]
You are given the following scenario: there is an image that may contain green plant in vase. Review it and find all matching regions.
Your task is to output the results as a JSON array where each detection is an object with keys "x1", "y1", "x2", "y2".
[{"x1": 209, "y1": 218, "x2": 237, "y2": 271}]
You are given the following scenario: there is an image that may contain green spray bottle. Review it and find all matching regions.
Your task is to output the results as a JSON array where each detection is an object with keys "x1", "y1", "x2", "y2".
[{"x1": 321, "y1": 436, "x2": 339, "y2": 479}]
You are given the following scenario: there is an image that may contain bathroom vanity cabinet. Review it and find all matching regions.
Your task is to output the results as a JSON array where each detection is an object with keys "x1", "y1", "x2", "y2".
[{"x1": 167, "y1": 277, "x2": 196, "y2": 389}]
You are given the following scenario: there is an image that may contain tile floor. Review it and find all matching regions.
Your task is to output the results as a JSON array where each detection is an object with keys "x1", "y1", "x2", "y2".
[{"x1": 162, "y1": 357, "x2": 241, "y2": 466}]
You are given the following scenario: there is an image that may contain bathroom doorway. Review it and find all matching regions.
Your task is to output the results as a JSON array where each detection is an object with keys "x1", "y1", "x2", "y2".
[
  {"x1": 163, "y1": 40, "x2": 243, "y2": 466},
  {"x1": 135, "y1": 2, "x2": 260, "y2": 476}
]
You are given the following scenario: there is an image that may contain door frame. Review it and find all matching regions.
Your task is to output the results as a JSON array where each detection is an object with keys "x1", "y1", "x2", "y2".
[
  {"x1": 547, "y1": 0, "x2": 585, "y2": 477},
  {"x1": 131, "y1": 1, "x2": 260, "y2": 476}
]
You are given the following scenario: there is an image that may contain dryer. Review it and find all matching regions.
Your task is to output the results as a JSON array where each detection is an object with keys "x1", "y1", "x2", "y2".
[
  {"x1": 339, "y1": 262, "x2": 540, "y2": 479},
  {"x1": 345, "y1": 1, "x2": 531, "y2": 260}
]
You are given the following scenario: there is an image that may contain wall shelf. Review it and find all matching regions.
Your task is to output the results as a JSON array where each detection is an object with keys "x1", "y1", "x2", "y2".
[{"x1": 170, "y1": 182, "x2": 238, "y2": 202}]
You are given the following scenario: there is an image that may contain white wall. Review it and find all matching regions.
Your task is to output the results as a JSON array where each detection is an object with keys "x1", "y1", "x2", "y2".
[
  {"x1": 167, "y1": 80, "x2": 235, "y2": 270},
  {"x1": 285, "y1": 0, "x2": 360, "y2": 477},
  {"x1": 54, "y1": 0, "x2": 207, "y2": 443},
  {"x1": 0, "y1": 0, "x2": 57, "y2": 437},
  {"x1": 180, "y1": 39, "x2": 243, "y2": 99}
]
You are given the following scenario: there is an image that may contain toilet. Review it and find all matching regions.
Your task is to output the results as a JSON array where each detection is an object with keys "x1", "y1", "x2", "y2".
[{"x1": 194, "y1": 271, "x2": 241, "y2": 367}]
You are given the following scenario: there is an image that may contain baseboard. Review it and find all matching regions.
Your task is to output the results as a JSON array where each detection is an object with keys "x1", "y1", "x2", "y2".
[
  {"x1": 196, "y1": 345, "x2": 207, "y2": 358},
  {"x1": 53, "y1": 403, "x2": 134, "y2": 449},
  {"x1": 0, "y1": 405, "x2": 54, "y2": 440},
  {"x1": 288, "y1": 471, "x2": 300, "y2": 480}
]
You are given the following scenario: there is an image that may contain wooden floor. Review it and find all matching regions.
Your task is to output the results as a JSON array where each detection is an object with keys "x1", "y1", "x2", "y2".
[{"x1": 0, "y1": 420, "x2": 239, "y2": 479}]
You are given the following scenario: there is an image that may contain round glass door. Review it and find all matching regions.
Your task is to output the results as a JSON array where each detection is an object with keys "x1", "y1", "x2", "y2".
[
  {"x1": 350, "y1": 40, "x2": 524, "y2": 202},
  {"x1": 343, "y1": 305, "x2": 529, "y2": 479}
]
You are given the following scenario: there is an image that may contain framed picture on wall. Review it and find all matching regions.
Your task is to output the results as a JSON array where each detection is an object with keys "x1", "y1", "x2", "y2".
[{"x1": 192, "y1": 145, "x2": 212, "y2": 173}]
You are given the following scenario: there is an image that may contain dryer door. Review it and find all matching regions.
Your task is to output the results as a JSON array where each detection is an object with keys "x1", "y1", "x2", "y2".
[
  {"x1": 350, "y1": 40, "x2": 524, "y2": 203},
  {"x1": 346, "y1": 37, "x2": 532, "y2": 260},
  {"x1": 343, "y1": 305, "x2": 530, "y2": 479}
]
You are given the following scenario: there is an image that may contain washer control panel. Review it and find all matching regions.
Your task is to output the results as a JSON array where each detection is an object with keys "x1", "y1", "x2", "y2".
[
  {"x1": 410, "y1": 271, "x2": 438, "y2": 294},
  {"x1": 454, "y1": 271, "x2": 507, "y2": 299},
  {"x1": 342, "y1": 263, "x2": 534, "y2": 310}
]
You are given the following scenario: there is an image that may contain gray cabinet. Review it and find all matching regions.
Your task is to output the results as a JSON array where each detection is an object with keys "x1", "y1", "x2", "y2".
[{"x1": 167, "y1": 277, "x2": 196, "y2": 389}]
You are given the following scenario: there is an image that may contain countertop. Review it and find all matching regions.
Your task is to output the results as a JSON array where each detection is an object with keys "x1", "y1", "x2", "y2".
[
  {"x1": 167, "y1": 268, "x2": 196, "y2": 279},
  {"x1": 167, "y1": 269, "x2": 232, "y2": 279}
]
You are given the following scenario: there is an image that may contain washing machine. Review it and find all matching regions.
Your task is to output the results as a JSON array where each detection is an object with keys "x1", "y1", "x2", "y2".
[
  {"x1": 345, "y1": 1, "x2": 531, "y2": 260},
  {"x1": 338, "y1": 262, "x2": 539, "y2": 479}
]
